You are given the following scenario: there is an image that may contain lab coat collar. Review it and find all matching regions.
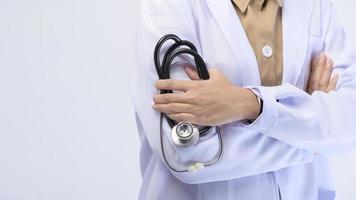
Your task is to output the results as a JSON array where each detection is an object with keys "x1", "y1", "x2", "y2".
[
  {"x1": 232, "y1": 0, "x2": 283, "y2": 13},
  {"x1": 206, "y1": 0, "x2": 314, "y2": 86}
]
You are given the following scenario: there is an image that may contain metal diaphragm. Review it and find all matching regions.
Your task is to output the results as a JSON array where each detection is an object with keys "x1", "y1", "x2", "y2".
[{"x1": 171, "y1": 122, "x2": 199, "y2": 147}]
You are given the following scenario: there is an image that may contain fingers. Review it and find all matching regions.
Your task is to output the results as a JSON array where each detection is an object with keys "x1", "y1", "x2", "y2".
[
  {"x1": 184, "y1": 65, "x2": 200, "y2": 80},
  {"x1": 318, "y1": 56, "x2": 333, "y2": 91},
  {"x1": 155, "y1": 79, "x2": 195, "y2": 91},
  {"x1": 327, "y1": 74, "x2": 339, "y2": 92},
  {"x1": 307, "y1": 53, "x2": 338, "y2": 94},
  {"x1": 183, "y1": 65, "x2": 221, "y2": 81},
  {"x1": 307, "y1": 53, "x2": 326, "y2": 94},
  {"x1": 153, "y1": 93, "x2": 191, "y2": 104},
  {"x1": 208, "y1": 68, "x2": 220, "y2": 78},
  {"x1": 152, "y1": 103, "x2": 194, "y2": 114},
  {"x1": 167, "y1": 113, "x2": 197, "y2": 123}
]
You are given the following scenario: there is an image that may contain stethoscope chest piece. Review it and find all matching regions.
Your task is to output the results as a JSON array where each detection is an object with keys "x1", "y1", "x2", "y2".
[
  {"x1": 156, "y1": 34, "x2": 223, "y2": 172},
  {"x1": 171, "y1": 122, "x2": 199, "y2": 147}
]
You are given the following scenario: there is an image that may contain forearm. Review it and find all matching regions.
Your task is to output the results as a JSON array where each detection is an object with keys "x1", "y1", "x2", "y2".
[
  {"x1": 134, "y1": 105, "x2": 314, "y2": 184},
  {"x1": 240, "y1": 2, "x2": 356, "y2": 155},
  {"x1": 231, "y1": 87, "x2": 261, "y2": 121},
  {"x1": 244, "y1": 81, "x2": 356, "y2": 155},
  {"x1": 133, "y1": 0, "x2": 316, "y2": 184}
]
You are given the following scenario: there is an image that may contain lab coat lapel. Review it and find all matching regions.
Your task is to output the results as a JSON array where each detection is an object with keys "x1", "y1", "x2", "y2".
[
  {"x1": 206, "y1": 0, "x2": 261, "y2": 86},
  {"x1": 282, "y1": 0, "x2": 314, "y2": 85},
  {"x1": 206, "y1": 0, "x2": 315, "y2": 86}
]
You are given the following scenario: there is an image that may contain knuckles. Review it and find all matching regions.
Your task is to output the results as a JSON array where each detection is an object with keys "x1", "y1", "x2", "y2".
[
  {"x1": 161, "y1": 95, "x2": 172, "y2": 103},
  {"x1": 168, "y1": 104, "x2": 180, "y2": 113},
  {"x1": 189, "y1": 81, "x2": 201, "y2": 90},
  {"x1": 185, "y1": 94, "x2": 197, "y2": 104},
  {"x1": 165, "y1": 80, "x2": 174, "y2": 88},
  {"x1": 154, "y1": 80, "x2": 172, "y2": 89}
]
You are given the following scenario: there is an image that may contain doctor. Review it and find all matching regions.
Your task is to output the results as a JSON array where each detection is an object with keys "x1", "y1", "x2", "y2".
[{"x1": 130, "y1": 0, "x2": 356, "y2": 199}]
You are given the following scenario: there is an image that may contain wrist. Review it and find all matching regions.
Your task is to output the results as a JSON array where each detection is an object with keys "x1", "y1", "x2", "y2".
[{"x1": 241, "y1": 88, "x2": 261, "y2": 120}]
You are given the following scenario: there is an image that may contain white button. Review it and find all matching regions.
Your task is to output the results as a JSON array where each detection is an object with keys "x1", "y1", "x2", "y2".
[{"x1": 262, "y1": 45, "x2": 273, "y2": 58}]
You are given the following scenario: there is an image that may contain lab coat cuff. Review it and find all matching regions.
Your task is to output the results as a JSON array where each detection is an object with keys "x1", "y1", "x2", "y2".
[{"x1": 241, "y1": 86, "x2": 278, "y2": 132}]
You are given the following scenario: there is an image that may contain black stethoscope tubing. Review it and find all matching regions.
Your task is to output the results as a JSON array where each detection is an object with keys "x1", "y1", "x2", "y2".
[
  {"x1": 154, "y1": 34, "x2": 223, "y2": 172},
  {"x1": 154, "y1": 34, "x2": 211, "y2": 134}
]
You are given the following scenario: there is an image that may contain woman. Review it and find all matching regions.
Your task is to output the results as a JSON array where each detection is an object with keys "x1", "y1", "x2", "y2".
[{"x1": 130, "y1": 0, "x2": 355, "y2": 199}]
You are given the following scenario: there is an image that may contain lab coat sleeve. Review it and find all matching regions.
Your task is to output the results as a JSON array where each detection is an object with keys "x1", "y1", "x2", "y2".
[
  {"x1": 130, "y1": 0, "x2": 313, "y2": 184},
  {"x1": 243, "y1": 2, "x2": 356, "y2": 155}
]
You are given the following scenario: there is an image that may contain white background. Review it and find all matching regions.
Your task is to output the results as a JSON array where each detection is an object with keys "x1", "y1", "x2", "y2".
[{"x1": 0, "y1": 0, "x2": 355, "y2": 199}]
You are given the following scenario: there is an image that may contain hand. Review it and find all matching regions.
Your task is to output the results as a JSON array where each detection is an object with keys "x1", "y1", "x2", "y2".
[
  {"x1": 307, "y1": 53, "x2": 339, "y2": 94},
  {"x1": 152, "y1": 66, "x2": 260, "y2": 126}
]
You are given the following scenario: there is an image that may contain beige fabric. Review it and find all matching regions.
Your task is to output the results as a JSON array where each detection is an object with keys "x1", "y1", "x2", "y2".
[{"x1": 232, "y1": 0, "x2": 283, "y2": 86}]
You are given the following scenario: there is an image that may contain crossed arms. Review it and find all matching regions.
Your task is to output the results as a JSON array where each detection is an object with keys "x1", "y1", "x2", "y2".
[{"x1": 133, "y1": 0, "x2": 356, "y2": 184}]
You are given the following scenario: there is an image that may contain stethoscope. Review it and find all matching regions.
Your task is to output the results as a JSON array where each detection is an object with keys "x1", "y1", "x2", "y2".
[{"x1": 154, "y1": 34, "x2": 223, "y2": 172}]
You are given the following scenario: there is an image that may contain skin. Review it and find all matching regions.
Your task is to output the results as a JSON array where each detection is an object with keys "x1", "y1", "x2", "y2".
[
  {"x1": 153, "y1": 53, "x2": 338, "y2": 126},
  {"x1": 307, "y1": 53, "x2": 339, "y2": 94}
]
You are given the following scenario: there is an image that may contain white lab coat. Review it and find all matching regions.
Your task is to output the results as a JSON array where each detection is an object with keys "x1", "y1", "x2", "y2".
[{"x1": 129, "y1": 0, "x2": 356, "y2": 199}]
